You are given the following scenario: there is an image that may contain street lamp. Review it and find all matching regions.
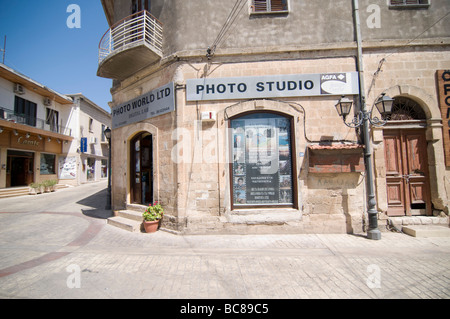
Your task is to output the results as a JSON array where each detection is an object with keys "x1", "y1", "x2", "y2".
[
  {"x1": 335, "y1": 93, "x2": 394, "y2": 240},
  {"x1": 335, "y1": 94, "x2": 394, "y2": 128},
  {"x1": 104, "y1": 127, "x2": 112, "y2": 210}
]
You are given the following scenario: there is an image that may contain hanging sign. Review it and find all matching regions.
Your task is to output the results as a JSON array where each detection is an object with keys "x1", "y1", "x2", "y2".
[
  {"x1": 436, "y1": 70, "x2": 450, "y2": 167},
  {"x1": 80, "y1": 137, "x2": 87, "y2": 153},
  {"x1": 111, "y1": 82, "x2": 175, "y2": 129},
  {"x1": 186, "y1": 72, "x2": 359, "y2": 101}
]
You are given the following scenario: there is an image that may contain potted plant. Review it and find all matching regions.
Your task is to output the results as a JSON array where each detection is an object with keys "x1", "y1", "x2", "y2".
[
  {"x1": 28, "y1": 183, "x2": 42, "y2": 195},
  {"x1": 42, "y1": 180, "x2": 52, "y2": 193},
  {"x1": 48, "y1": 179, "x2": 58, "y2": 192},
  {"x1": 142, "y1": 201, "x2": 164, "y2": 233}
]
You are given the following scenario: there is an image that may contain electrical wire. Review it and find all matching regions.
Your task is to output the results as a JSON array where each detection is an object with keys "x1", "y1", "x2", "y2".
[
  {"x1": 208, "y1": 0, "x2": 247, "y2": 58},
  {"x1": 367, "y1": 11, "x2": 450, "y2": 96}
]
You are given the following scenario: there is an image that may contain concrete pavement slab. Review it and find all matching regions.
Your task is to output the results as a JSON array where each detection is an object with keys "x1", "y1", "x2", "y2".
[{"x1": 0, "y1": 180, "x2": 449, "y2": 300}]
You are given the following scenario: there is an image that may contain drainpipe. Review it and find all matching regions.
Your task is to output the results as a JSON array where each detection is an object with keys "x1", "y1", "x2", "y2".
[{"x1": 353, "y1": 0, "x2": 381, "y2": 240}]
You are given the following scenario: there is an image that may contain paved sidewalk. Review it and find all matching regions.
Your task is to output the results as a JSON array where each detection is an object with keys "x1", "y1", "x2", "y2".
[{"x1": 0, "y1": 181, "x2": 449, "y2": 299}]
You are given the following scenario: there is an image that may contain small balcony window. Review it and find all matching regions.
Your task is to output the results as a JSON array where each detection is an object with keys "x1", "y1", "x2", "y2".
[{"x1": 251, "y1": 0, "x2": 288, "y2": 14}]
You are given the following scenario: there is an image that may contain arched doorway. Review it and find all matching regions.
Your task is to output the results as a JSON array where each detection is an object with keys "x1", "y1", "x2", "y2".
[
  {"x1": 130, "y1": 132, "x2": 153, "y2": 205},
  {"x1": 383, "y1": 97, "x2": 431, "y2": 216}
]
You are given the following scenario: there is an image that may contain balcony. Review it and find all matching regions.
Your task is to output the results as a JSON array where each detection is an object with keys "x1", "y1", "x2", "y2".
[
  {"x1": 97, "y1": 10, "x2": 163, "y2": 80},
  {"x1": 0, "y1": 107, "x2": 72, "y2": 137}
]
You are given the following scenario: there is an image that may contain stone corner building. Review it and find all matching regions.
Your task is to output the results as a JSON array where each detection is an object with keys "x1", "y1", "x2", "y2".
[{"x1": 97, "y1": 0, "x2": 450, "y2": 234}]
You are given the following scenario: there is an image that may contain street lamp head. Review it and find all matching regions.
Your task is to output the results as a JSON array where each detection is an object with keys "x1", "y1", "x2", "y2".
[
  {"x1": 335, "y1": 96, "x2": 353, "y2": 120},
  {"x1": 375, "y1": 93, "x2": 394, "y2": 118},
  {"x1": 104, "y1": 127, "x2": 112, "y2": 140}
]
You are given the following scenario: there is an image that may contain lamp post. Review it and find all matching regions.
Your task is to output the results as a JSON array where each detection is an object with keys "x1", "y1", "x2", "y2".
[
  {"x1": 104, "y1": 127, "x2": 112, "y2": 210},
  {"x1": 335, "y1": 94, "x2": 394, "y2": 240}
]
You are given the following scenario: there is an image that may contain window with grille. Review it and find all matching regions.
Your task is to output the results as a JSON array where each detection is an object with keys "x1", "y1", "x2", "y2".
[
  {"x1": 251, "y1": 0, "x2": 288, "y2": 14},
  {"x1": 390, "y1": 0, "x2": 430, "y2": 8}
]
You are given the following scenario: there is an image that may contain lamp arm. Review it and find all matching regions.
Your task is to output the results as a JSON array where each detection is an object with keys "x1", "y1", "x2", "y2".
[
  {"x1": 342, "y1": 111, "x2": 364, "y2": 128},
  {"x1": 368, "y1": 113, "x2": 388, "y2": 127}
]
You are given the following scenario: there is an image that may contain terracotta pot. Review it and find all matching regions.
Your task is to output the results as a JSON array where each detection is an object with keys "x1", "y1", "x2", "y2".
[{"x1": 143, "y1": 220, "x2": 160, "y2": 233}]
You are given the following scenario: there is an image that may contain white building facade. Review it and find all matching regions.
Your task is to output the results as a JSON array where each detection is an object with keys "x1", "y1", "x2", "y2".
[{"x1": 0, "y1": 63, "x2": 111, "y2": 190}]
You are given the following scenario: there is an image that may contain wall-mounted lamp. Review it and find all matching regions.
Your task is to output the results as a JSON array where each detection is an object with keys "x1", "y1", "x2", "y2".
[
  {"x1": 0, "y1": 127, "x2": 3, "y2": 134},
  {"x1": 335, "y1": 93, "x2": 394, "y2": 128},
  {"x1": 26, "y1": 133, "x2": 30, "y2": 138},
  {"x1": 57, "y1": 139, "x2": 61, "y2": 144},
  {"x1": 334, "y1": 92, "x2": 394, "y2": 241},
  {"x1": 38, "y1": 135, "x2": 43, "y2": 140},
  {"x1": 13, "y1": 130, "x2": 18, "y2": 136},
  {"x1": 48, "y1": 137, "x2": 52, "y2": 142}
]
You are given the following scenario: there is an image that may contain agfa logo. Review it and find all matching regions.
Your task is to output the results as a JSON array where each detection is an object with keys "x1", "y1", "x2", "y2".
[{"x1": 320, "y1": 73, "x2": 347, "y2": 95}]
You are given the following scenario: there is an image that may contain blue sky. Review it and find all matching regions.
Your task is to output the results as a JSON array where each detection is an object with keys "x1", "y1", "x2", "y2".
[{"x1": 0, "y1": 0, "x2": 112, "y2": 112}]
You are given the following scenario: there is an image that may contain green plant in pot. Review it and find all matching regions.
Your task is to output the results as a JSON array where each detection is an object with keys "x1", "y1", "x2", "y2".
[
  {"x1": 48, "y1": 179, "x2": 57, "y2": 192},
  {"x1": 28, "y1": 183, "x2": 42, "y2": 195},
  {"x1": 142, "y1": 201, "x2": 164, "y2": 233}
]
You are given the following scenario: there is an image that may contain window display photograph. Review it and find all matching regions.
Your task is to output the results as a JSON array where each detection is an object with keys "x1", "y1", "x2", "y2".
[{"x1": 231, "y1": 113, "x2": 295, "y2": 207}]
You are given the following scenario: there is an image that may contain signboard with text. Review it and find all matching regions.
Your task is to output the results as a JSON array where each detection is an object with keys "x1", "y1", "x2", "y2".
[
  {"x1": 111, "y1": 82, "x2": 175, "y2": 129},
  {"x1": 80, "y1": 137, "x2": 87, "y2": 153},
  {"x1": 187, "y1": 72, "x2": 359, "y2": 101},
  {"x1": 436, "y1": 70, "x2": 450, "y2": 167}
]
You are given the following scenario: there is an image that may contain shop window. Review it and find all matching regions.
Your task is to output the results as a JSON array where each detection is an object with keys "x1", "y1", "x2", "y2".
[
  {"x1": 251, "y1": 0, "x2": 288, "y2": 14},
  {"x1": 40, "y1": 153, "x2": 56, "y2": 175},
  {"x1": 101, "y1": 159, "x2": 108, "y2": 178},
  {"x1": 230, "y1": 112, "x2": 295, "y2": 208},
  {"x1": 87, "y1": 158, "x2": 95, "y2": 181}
]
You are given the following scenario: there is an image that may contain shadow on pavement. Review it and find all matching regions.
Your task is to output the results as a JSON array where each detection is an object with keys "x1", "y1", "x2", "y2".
[{"x1": 77, "y1": 188, "x2": 113, "y2": 220}]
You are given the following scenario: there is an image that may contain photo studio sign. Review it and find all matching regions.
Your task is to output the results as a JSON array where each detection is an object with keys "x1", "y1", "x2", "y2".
[{"x1": 186, "y1": 72, "x2": 359, "y2": 101}]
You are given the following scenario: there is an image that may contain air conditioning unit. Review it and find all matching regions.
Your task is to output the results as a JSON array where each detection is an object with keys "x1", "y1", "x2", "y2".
[
  {"x1": 14, "y1": 83, "x2": 25, "y2": 95},
  {"x1": 43, "y1": 97, "x2": 52, "y2": 106}
]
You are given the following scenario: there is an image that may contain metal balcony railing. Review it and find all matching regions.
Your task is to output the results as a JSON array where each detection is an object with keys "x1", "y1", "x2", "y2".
[
  {"x1": 0, "y1": 107, "x2": 72, "y2": 137},
  {"x1": 98, "y1": 10, "x2": 163, "y2": 65}
]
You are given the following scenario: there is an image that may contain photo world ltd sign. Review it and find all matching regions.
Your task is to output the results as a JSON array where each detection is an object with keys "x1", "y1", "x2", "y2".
[
  {"x1": 111, "y1": 82, "x2": 175, "y2": 129},
  {"x1": 186, "y1": 72, "x2": 360, "y2": 101}
]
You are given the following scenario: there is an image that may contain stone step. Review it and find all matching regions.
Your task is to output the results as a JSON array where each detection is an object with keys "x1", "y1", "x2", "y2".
[
  {"x1": 126, "y1": 203, "x2": 147, "y2": 213},
  {"x1": 0, "y1": 187, "x2": 29, "y2": 198},
  {"x1": 107, "y1": 216, "x2": 142, "y2": 233},
  {"x1": 0, "y1": 184, "x2": 70, "y2": 199},
  {"x1": 118, "y1": 209, "x2": 143, "y2": 222},
  {"x1": 402, "y1": 225, "x2": 450, "y2": 238}
]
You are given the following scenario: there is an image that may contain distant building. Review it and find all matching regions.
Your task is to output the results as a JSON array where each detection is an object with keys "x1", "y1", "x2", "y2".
[
  {"x1": 66, "y1": 94, "x2": 111, "y2": 185},
  {"x1": 98, "y1": 0, "x2": 450, "y2": 234},
  {"x1": 0, "y1": 63, "x2": 111, "y2": 192}
]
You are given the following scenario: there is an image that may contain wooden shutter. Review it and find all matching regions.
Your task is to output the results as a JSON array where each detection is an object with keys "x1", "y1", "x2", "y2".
[
  {"x1": 270, "y1": 0, "x2": 286, "y2": 11},
  {"x1": 390, "y1": 0, "x2": 429, "y2": 5},
  {"x1": 253, "y1": 0, "x2": 268, "y2": 12},
  {"x1": 252, "y1": 0, "x2": 287, "y2": 12}
]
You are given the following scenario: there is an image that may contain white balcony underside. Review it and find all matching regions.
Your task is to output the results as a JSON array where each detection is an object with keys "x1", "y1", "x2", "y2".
[
  {"x1": 97, "y1": 42, "x2": 162, "y2": 80},
  {"x1": 97, "y1": 10, "x2": 163, "y2": 81}
]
